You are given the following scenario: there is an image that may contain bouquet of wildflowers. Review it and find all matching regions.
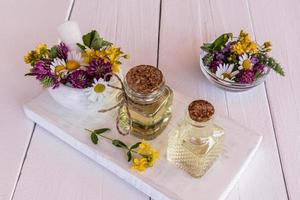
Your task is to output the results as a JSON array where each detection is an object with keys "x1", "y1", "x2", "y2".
[
  {"x1": 201, "y1": 30, "x2": 284, "y2": 84},
  {"x1": 24, "y1": 29, "x2": 128, "y2": 102}
]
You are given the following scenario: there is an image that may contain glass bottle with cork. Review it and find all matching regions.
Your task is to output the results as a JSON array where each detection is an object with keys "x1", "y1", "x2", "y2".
[
  {"x1": 118, "y1": 65, "x2": 173, "y2": 140},
  {"x1": 167, "y1": 100, "x2": 224, "y2": 177}
]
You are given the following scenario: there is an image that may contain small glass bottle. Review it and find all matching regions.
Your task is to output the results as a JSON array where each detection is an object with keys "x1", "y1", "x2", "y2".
[
  {"x1": 118, "y1": 65, "x2": 173, "y2": 140},
  {"x1": 167, "y1": 100, "x2": 224, "y2": 177}
]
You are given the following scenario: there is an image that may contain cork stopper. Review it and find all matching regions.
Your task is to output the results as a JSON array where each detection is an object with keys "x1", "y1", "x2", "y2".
[
  {"x1": 125, "y1": 65, "x2": 164, "y2": 94},
  {"x1": 188, "y1": 100, "x2": 215, "y2": 122}
]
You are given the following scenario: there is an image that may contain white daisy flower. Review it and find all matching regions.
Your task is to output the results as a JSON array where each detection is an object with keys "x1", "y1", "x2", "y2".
[
  {"x1": 216, "y1": 63, "x2": 239, "y2": 81},
  {"x1": 50, "y1": 58, "x2": 67, "y2": 78},
  {"x1": 66, "y1": 51, "x2": 84, "y2": 71},
  {"x1": 238, "y1": 53, "x2": 253, "y2": 70},
  {"x1": 84, "y1": 78, "x2": 112, "y2": 103}
]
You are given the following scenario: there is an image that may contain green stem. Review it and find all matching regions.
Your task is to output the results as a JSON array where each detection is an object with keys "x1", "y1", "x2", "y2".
[
  {"x1": 99, "y1": 134, "x2": 113, "y2": 142},
  {"x1": 85, "y1": 128, "x2": 140, "y2": 154}
]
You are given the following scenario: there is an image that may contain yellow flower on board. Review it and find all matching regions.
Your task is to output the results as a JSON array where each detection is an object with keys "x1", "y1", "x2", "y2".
[
  {"x1": 131, "y1": 141, "x2": 159, "y2": 171},
  {"x1": 131, "y1": 158, "x2": 148, "y2": 172}
]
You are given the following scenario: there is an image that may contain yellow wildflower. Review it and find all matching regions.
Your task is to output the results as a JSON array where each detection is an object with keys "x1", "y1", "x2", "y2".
[
  {"x1": 232, "y1": 43, "x2": 244, "y2": 55},
  {"x1": 263, "y1": 41, "x2": 272, "y2": 52},
  {"x1": 131, "y1": 158, "x2": 148, "y2": 172},
  {"x1": 131, "y1": 141, "x2": 159, "y2": 172},
  {"x1": 24, "y1": 52, "x2": 31, "y2": 64},
  {"x1": 137, "y1": 141, "x2": 153, "y2": 155},
  {"x1": 112, "y1": 63, "x2": 120, "y2": 73},
  {"x1": 35, "y1": 43, "x2": 48, "y2": 55},
  {"x1": 248, "y1": 42, "x2": 258, "y2": 54},
  {"x1": 105, "y1": 46, "x2": 122, "y2": 62}
]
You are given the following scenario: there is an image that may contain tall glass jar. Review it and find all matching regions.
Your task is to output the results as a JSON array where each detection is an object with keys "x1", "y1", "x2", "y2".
[
  {"x1": 118, "y1": 65, "x2": 173, "y2": 140},
  {"x1": 167, "y1": 100, "x2": 224, "y2": 177}
]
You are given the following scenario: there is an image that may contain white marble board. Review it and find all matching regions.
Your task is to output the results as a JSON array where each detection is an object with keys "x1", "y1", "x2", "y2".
[{"x1": 23, "y1": 91, "x2": 262, "y2": 200}]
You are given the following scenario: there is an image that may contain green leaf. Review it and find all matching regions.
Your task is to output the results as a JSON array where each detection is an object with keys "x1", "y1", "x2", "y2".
[
  {"x1": 127, "y1": 151, "x2": 132, "y2": 162},
  {"x1": 202, "y1": 53, "x2": 214, "y2": 66},
  {"x1": 76, "y1": 43, "x2": 86, "y2": 51},
  {"x1": 93, "y1": 128, "x2": 110, "y2": 135},
  {"x1": 49, "y1": 47, "x2": 58, "y2": 58},
  {"x1": 200, "y1": 43, "x2": 213, "y2": 52},
  {"x1": 82, "y1": 30, "x2": 112, "y2": 50},
  {"x1": 212, "y1": 33, "x2": 232, "y2": 51},
  {"x1": 267, "y1": 57, "x2": 285, "y2": 76},
  {"x1": 90, "y1": 132, "x2": 98, "y2": 144},
  {"x1": 112, "y1": 139, "x2": 128, "y2": 148},
  {"x1": 41, "y1": 76, "x2": 54, "y2": 88},
  {"x1": 130, "y1": 142, "x2": 141, "y2": 150},
  {"x1": 201, "y1": 33, "x2": 232, "y2": 53}
]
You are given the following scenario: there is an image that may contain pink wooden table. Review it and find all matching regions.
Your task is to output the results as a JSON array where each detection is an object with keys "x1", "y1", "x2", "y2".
[{"x1": 1, "y1": 0, "x2": 299, "y2": 199}]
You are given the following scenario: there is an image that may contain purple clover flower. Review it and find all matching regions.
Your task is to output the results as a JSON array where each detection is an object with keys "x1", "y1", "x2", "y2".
[
  {"x1": 216, "y1": 53, "x2": 225, "y2": 61},
  {"x1": 209, "y1": 60, "x2": 222, "y2": 73},
  {"x1": 32, "y1": 60, "x2": 59, "y2": 88},
  {"x1": 57, "y1": 42, "x2": 69, "y2": 60},
  {"x1": 88, "y1": 57, "x2": 112, "y2": 81},
  {"x1": 251, "y1": 56, "x2": 259, "y2": 65},
  {"x1": 67, "y1": 70, "x2": 89, "y2": 89},
  {"x1": 222, "y1": 43, "x2": 232, "y2": 53},
  {"x1": 32, "y1": 60, "x2": 51, "y2": 79},
  {"x1": 253, "y1": 63, "x2": 266, "y2": 74},
  {"x1": 237, "y1": 70, "x2": 255, "y2": 84}
]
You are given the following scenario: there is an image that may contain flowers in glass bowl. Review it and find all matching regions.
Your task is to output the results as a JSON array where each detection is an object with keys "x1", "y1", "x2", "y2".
[
  {"x1": 200, "y1": 30, "x2": 284, "y2": 86},
  {"x1": 24, "y1": 22, "x2": 128, "y2": 111}
]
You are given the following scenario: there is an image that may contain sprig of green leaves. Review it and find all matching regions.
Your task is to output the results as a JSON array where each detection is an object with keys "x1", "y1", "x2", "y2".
[
  {"x1": 256, "y1": 53, "x2": 285, "y2": 76},
  {"x1": 86, "y1": 128, "x2": 142, "y2": 162},
  {"x1": 201, "y1": 33, "x2": 233, "y2": 53},
  {"x1": 77, "y1": 30, "x2": 112, "y2": 51}
]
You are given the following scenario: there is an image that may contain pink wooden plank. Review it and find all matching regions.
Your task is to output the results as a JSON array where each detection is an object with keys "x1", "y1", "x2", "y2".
[
  {"x1": 13, "y1": 126, "x2": 147, "y2": 200},
  {"x1": 71, "y1": 0, "x2": 160, "y2": 71},
  {"x1": 14, "y1": 0, "x2": 160, "y2": 199},
  {"x1": 0, "y1": 0, "x2": 71, "y2": 199},
  {"x1": 158, "y1": 0, "x2": 287, "y2": 199},
  {"x1": 249, "y1": 0, "x2": 300, "y2": 199}
]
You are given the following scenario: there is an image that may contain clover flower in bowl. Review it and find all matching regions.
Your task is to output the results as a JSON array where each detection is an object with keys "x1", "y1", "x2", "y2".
[{"x1": 200, "y1": 30, "x2": 284, "y2": 92}]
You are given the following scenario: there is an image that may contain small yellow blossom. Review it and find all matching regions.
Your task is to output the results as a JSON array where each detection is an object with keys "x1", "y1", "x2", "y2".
[
  {"x1": 263, "y1": 41, "x2": 272, "y2": 52},
  {"x1": 131, "y1": 141, "x2": 159, "y2": 172},
  {"x1": 24, "y1": 52, "x2": 31, "y2": 64},
  {"x1": 112, "y1": 63, "x2": 120, "y2": 73},
  {"x1": 264, "y1": 41, "x2": 272, "y2": 48},
  {"x1": 35, "y1": 43, "x2": 48, "y2": 55},
  {"x1": 232, "y1": 30, "x2": 259, "y2": 55},
  {"x1": 232, "y1": 43, "x2": 244, "y2": 55},
  {"x1": 131, "y1": 158, "x2": 148, "y2": 172}
]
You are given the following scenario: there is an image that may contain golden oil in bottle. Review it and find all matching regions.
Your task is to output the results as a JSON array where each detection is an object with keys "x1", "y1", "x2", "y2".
[
  {"x1": 118, "y1": 65, "x2": 173, "y2": 140},
  {"x1": 167, "y1": 100, "x2": 224, "y2": 177}
]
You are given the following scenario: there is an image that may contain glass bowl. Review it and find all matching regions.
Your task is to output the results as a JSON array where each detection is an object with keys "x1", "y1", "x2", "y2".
[{"x1": 199, "y1": 52, "x2": 270, "y2": 92}]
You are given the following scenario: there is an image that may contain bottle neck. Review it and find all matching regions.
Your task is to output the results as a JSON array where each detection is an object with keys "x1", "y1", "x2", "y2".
[
  {"x1": 186, "y1": 112, "x2": 214, "y2": 128},
  {"x1": 184, "y1": 112, "x2": 215, "y2": 141},
  {"x1": 124, "y1": 78, "x2": 166, "y2": 104}
]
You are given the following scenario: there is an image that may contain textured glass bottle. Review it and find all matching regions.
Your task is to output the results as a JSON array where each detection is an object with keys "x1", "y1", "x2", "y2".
[
  {"x1": 118, "y1": 65, "x2": 173, "y2": 140},
  {"x1": 167, "y1": 100, "x2": 224, "y2": 177}
]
